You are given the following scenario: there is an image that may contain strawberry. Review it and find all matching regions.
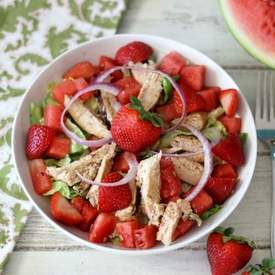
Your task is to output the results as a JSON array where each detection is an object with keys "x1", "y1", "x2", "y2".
[
  {"x1": 212, "y1": 163, "x2": 237, "y2": 178},
  {"x1": 63, "y1": 61, "x2": 95, "y2": 79},
  {"x1": 183, "y1": 85, "x2": 206, "y2": 114},
  {"x1": 50, "y1": 192, "x2": 83, "y2": 226},
  {"x1": 219, "y1": 115, "x2": 242, "y2": 134},
  {"x1": 112, "y1": 152, "x2": 129, "y2": 173},
  {"x1": 26, "y1": 125, "x2": 55, "y2": 159},
  {"x1": 212, "y1": 134, "x2": 245, "y2": 166},
  {"x1": 158, "y1": 51, "x2": 187, "y2": 76},
  {"x1": 191, "y1": 190, "x2": 213, "y2": 216},
  {"x1": 111, "y1": 97, "x2": 162, "y2": 153},
  {"x1": 115, "y1": 77, "x2": 141, "y2": 105},
  {"x1": 207, "y1": 227, "x2": 254, "y2": 275},
  {"x1": 156, "y1": 90, "x2": 183, "y2": 122},
  {"x1": 116, "y1": 220, "x2": 140, "y2": 248},
  {"x1": 242, "y1": 257, "x2": 275, "y2": 275},
  {"x1": 46, "y1": 136, "x2": 70, "y2": 159},
  {"x1": 98, "y1": 172, "x2": 132, "y2": 213},
  {"x1": 172, "y1": 219, "x2": 194, "y2": 241},
  {"x1": 52, "y1": 79, "x2": 78, "y2": 104},
  {"x1": 29, "y1": 159, "x2": 52, "y2": 195},
  {"x1": 198, "y1": 87, "x2": 220, "y2": 111},
  {"x1": 219, "y1": 89, "x2": 239, "y2": 117},
  {"x1": 205, "y1": 177, "x2": 237, "y2": 204},
  {"x1": 180, "y1": 65, "x2": 206, "y2": 91},
  {"x1": 115, "y1": 41, "x2": 153, "y2": 65},
  {"x1": 160, "y1": 158, "x2": 181, "y2": 202}
]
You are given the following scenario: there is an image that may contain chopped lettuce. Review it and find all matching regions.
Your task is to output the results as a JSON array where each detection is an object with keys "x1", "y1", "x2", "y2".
[
  {"x1": 43, "y1": 180, "x2": 76, "y2": 199},
  {"x1": 65, "y1": 118, "x2": 87, "y2": 154},
  {"x1": 84, "y1": 97, "x2": 100, "y2": 114},
  {"x1": 45, "y1": 155, "x2": 71, "y2": 167},
  {"x1": 41, "y1": 83, "x2": 59, "y2": 108},
  {"x1": 110, "y1": 236, "x2": 121, "y2": 245},
  {"x1": 201, "y1": 205, "x2": 222, "y2": 220},
  {"x1": 240, "y1": 132, "x2": 248, "y2": 145},
  {"x1": 29, "y1": 102, "x2": 42, "y2": 125},
  {"x1": 203, "y1": 107, "x2": 227, "y2": 142}
]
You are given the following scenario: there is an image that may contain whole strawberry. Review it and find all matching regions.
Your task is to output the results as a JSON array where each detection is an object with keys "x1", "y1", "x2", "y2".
[
  {"x1": 111, "y1": 97, "x2": 162, "y2": 153},
  {"x1": 115, "y1": 41, "x2": 153, "y2": 65},
  {"x1": 207, "y1": 227, "x2": 255, "y2": 275},
  {"x1": 26, "y1": 125, "x2": 55, "y2": 159},
  {"x1": 242, "y1": 257, "x2": 275, "y2": 275},
  {"x1": 98, "y1": 172, "x2": 132, "y2": 213}
]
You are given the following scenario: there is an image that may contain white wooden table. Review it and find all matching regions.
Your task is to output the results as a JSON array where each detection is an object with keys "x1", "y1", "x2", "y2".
[{"x1": 4, "y1": 1, "x2": 274, "y2": 274}]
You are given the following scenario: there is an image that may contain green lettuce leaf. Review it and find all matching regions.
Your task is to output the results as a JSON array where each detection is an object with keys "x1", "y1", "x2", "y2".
[
  {"x1": 29, "y1": 102, "x2": 42, "y2": 125},
  {"x1": 45, "y1": 155, "x2": 71, "y2": 167},
  {"x1": 43, "y1": 181, "x2": 76, "y2": 199},
  {"x1": 84, "y1": 97, "x2": 100, "y2": 114}
]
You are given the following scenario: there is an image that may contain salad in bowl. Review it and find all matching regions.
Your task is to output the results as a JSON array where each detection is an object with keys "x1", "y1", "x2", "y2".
[{"x1": 14, "y1": 35, "x2": 256, "y2": 253}]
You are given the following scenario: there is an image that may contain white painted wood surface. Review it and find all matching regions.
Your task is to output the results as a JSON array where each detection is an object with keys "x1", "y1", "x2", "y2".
[{"x1": 4, "y1": 0, "x2": 274, "y2": 274}]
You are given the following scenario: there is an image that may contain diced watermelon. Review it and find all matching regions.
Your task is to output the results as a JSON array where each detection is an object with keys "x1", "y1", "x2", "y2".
[
  {"x1": 52, "y1": 79, "x2": 77, "y2": 104},
  {"x1": 180, "y1": 65, "x2": 206, "y2": 91},
  {"x1": 212, "y1": 163, "x2": 237, "y2": 178},
  {"x1": 183, "y1": 86, "x2": 206, "y2": 114},
  {"x1": 44, "y1": 104, "x2": 63, "y2": 132},
  {"x1": 172, "y1": 219, "x2": 194, "y2": 241},
  {"x1": 158, "y1": 51, "x2": 187, "y2": 76},
  {"x1": 198, "y1": 87, "x2": 220, "y2": 111},
  {"x1": 63, "y1": 61, "x2": 96, "y2": 79},
  {"x1": 99, "y1": 55, "x2": 123, "y2": 80},
  {"x1": 46, "y1": 136, "x2": 70, "y2": 159}
]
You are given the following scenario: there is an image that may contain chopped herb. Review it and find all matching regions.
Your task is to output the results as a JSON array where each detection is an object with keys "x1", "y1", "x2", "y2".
[
  {"x1": 201, "y1": 205, "x2": 222, "y2": 220},
  {"x1": 240, "y1": 132, "x2": 248, "y2": 145},
  {"x1": 162, "y1": 77, "x2": 173, "y2": 103}
]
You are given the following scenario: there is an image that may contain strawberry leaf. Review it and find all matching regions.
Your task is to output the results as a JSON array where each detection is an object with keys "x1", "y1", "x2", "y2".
[
  {"x1": 262, "y1": 257, "x2": 275, "y2": 270},
  {"x1": 130, "y1": 97, "x2": 163, "y2": 127}
]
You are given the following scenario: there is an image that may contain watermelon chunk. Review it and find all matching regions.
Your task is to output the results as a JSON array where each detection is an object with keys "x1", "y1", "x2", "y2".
[{"x1": 180, "y1": 65, "x2": 206, "y2": 91}]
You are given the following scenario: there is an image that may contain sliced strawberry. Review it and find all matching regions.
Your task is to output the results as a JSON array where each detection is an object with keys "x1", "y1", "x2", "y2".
[
  {"x1": 212, "y1": 134, "x2": 245, "y2": 166},
  {"x1": 172, "y1": 219, "x2": 194, "y2": 241},
  {"x1": 50, "y1": 192, "x2": 83, "y2": 226},
  {"x1": 52, "y1": 79, "x2": 77, "y2": 104},
  {"x1": 115, "y1": 41, "x2": 153, "y2": 65},
  {"x1": 205, "y1": 177, "x2": 237, "y2": 204},
  {"x1": 99, "y1": 55, "x2": 123, "y2": 80},
  {"x1": 183, "y1": 85, "x2": 206, "y2": 114},
  {"x1": 198, "y1": 87, "x2": 220, "y2": 111},
  {"x1": 89, "y1": 213, "x2": 117, "y2": 243},
  {"x1": 26, "y1": 125, "x2": 55, "y2": 159},
  {"x1": 180, "y1": 65, "x2": 206, "y2": 91},
  {"x1": 158, "y1": 51, "x2": 187, "y2": 76},
  {"x1": 191, "y1": 190, "x2": 213, "y2": 216},
  {"x1": 219, "y1": 116, "x2": 242, "y2": 134},
  {"x1": 116, "y1": 220, "x2": 140, "y2": 248},
  {"x1": 160, "y1": 158, "x2": 181, "y2": 202},
  {"x1": 219, "y1": 89, "x2": 239, "y2": 117},
  {"x1": 44, "y1": 104, "x2": 64, "y2": 132},
  {"x1": 79, "y1": 203, "x2": 98, "y2": 232},
  {"x1": 63, "y1": 61, "x2": 95, "y2": 79},
  {"x1": 46, "y1": 136, "x2": 70, "y2": 159},
  {"x1": 71, "y1": 196, "x2": 86, "y2": 212},
  {"x1": 115, "y1": 77, "x2": 141, "y2": 105},
  {"x1": 212, "y1": 163, "x2": 237, "y2": 178},
  {"x1": 98, "y1": 172, "x2": 132, "y2": 213},
  {"x1": 134, "y1": 225, "x2": 157, "y2": 249},
  {"x1": 156, "y1": 90, "x2": 183, "y2": 122},
  {"x1": 112, "y1": 152, "x2": 129, "y2": 173},
  {"x1": 29, "y1": 159, "x2": 52, "y2": 195}
]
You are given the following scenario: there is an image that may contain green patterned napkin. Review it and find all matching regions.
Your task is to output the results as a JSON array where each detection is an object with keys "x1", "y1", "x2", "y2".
[{"x1": 0, "y1": 0, "x2": 126, "y2": 272}]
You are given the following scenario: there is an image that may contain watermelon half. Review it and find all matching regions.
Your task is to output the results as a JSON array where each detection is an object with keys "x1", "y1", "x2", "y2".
[{"x1": 220, "y1": 0, "x2": 275, "y2": 68}]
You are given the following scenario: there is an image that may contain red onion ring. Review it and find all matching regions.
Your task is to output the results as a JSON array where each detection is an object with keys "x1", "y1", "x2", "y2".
[
  {"x1": 76, "y1": 152, "x2": 138, "y2": 187},
  {"x1": 61, "y1": 83, "x2": 120, "y2": 147},
  {"x1": 181, "y1": 124, "x2": 213, "y2": 202},
  {"x1": 95, "y1": 65, "x2": 186, "y2": 133}
]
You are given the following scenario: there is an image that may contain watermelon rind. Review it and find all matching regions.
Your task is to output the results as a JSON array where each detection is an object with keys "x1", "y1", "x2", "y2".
[{"x1": 220, "y1": 0, "x2": 275, "y2": 69}]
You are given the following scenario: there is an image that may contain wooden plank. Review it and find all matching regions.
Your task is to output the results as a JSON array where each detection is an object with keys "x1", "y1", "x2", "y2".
[
  {"x1": 15, "y1": 155, "x2": 272, "y2": 250},
  {"x1": 4, "y1": 249, "x2": 271, "y2": 275},
  {"x1": 118, "y1": 0, "x2": 269, "y2": 68}
]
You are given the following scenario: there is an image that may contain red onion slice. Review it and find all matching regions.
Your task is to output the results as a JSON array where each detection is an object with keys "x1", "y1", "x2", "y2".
[
  {"x1": 95, "y1": 65, "x2": 186, "y2": 133},
  {"x1": 182, "y1": 124, "x2": 213, "y2": 202},
  {"x1": 76, "y1": 152, "x2": 138, "y2": 187},
  {"x1": 61, "y1": 83, "x2": 120, "y2": 147}
]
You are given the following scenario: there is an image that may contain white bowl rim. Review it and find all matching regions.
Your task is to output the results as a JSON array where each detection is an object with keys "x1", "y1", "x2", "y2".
[{"x1": 12, "y1": 33, "x2": 257, "y2": 255}]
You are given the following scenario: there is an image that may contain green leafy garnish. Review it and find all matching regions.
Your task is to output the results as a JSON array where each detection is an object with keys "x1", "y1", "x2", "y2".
[
  {"x1": 244, "y1": 258, "x2": 275, "y2": 274},
  {"x1": 240, "y1": 132, "x2": 248, "y2": 145},
  {"x1": 162, "y1": 77, "x2": 173, "y2": 103},
  {"x1": 43, "y1": 181, "x2": 76, "y2": 199},
  {"x1": 139, "y1": 150, "x2": 155, "y2": 160},
  {"x1": 45, "y1": 155, "x2": 71, "y2": 167},
  {"x1": 29, "y1": 102, "x2": 42, "y2": 125},
  {"x1": 201, "y1": 205, "x2": 222, "y2": 220},
  {"x1": 130, "y1": 97, "x2": 163, "y2": 127},
  {"x1": 84, "y1": 97, "x2": 100, "y2": 114},
  {"x1": 110, "y1": 236, "x2": 120, "y2": 245}
]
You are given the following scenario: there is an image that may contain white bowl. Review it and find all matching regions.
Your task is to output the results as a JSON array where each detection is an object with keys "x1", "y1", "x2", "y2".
[{"x1": 12, "y1": 34, "x2": 257, "y2": 255}]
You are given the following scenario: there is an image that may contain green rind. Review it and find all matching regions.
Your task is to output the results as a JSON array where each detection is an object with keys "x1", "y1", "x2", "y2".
[{"x1": 220, "y1": 0, "x2": 275, "y2": 69}]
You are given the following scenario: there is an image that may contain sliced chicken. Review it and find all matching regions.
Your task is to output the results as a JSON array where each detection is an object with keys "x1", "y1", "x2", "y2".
[
  {"x1": 131, "y1": 61, "x2": 156, "y2": 84},
  {"x1": 65, "y1": 98, "x2": 110, "y2": 138},
  {"x1": 131, "y1": 61, "x2": 162, "y2": 111},
  {"x1": 171, "y1": 157, "x2": 203, "y2": 185},
  {"x1": 157, "y1": 199, "x2": 192, "y2": 245},
  {"x1": 86, "y1": 143, "x2": 116, "y2": 207},
  {"x1": 184, "y1": 112, "x2": 208, "y2": 130},
  {"x1": 115, "y1": 179, "x2": 137, "y2": 221},
  {"x1": 136, "y1": 153, "x2": 165, "y2": 226},
  {"x1": 47, "y1": 143, "x2": 113, "y2": 186},
  {"x1": 101, "y1": 92, "x2": 121, "y2": 122}
]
